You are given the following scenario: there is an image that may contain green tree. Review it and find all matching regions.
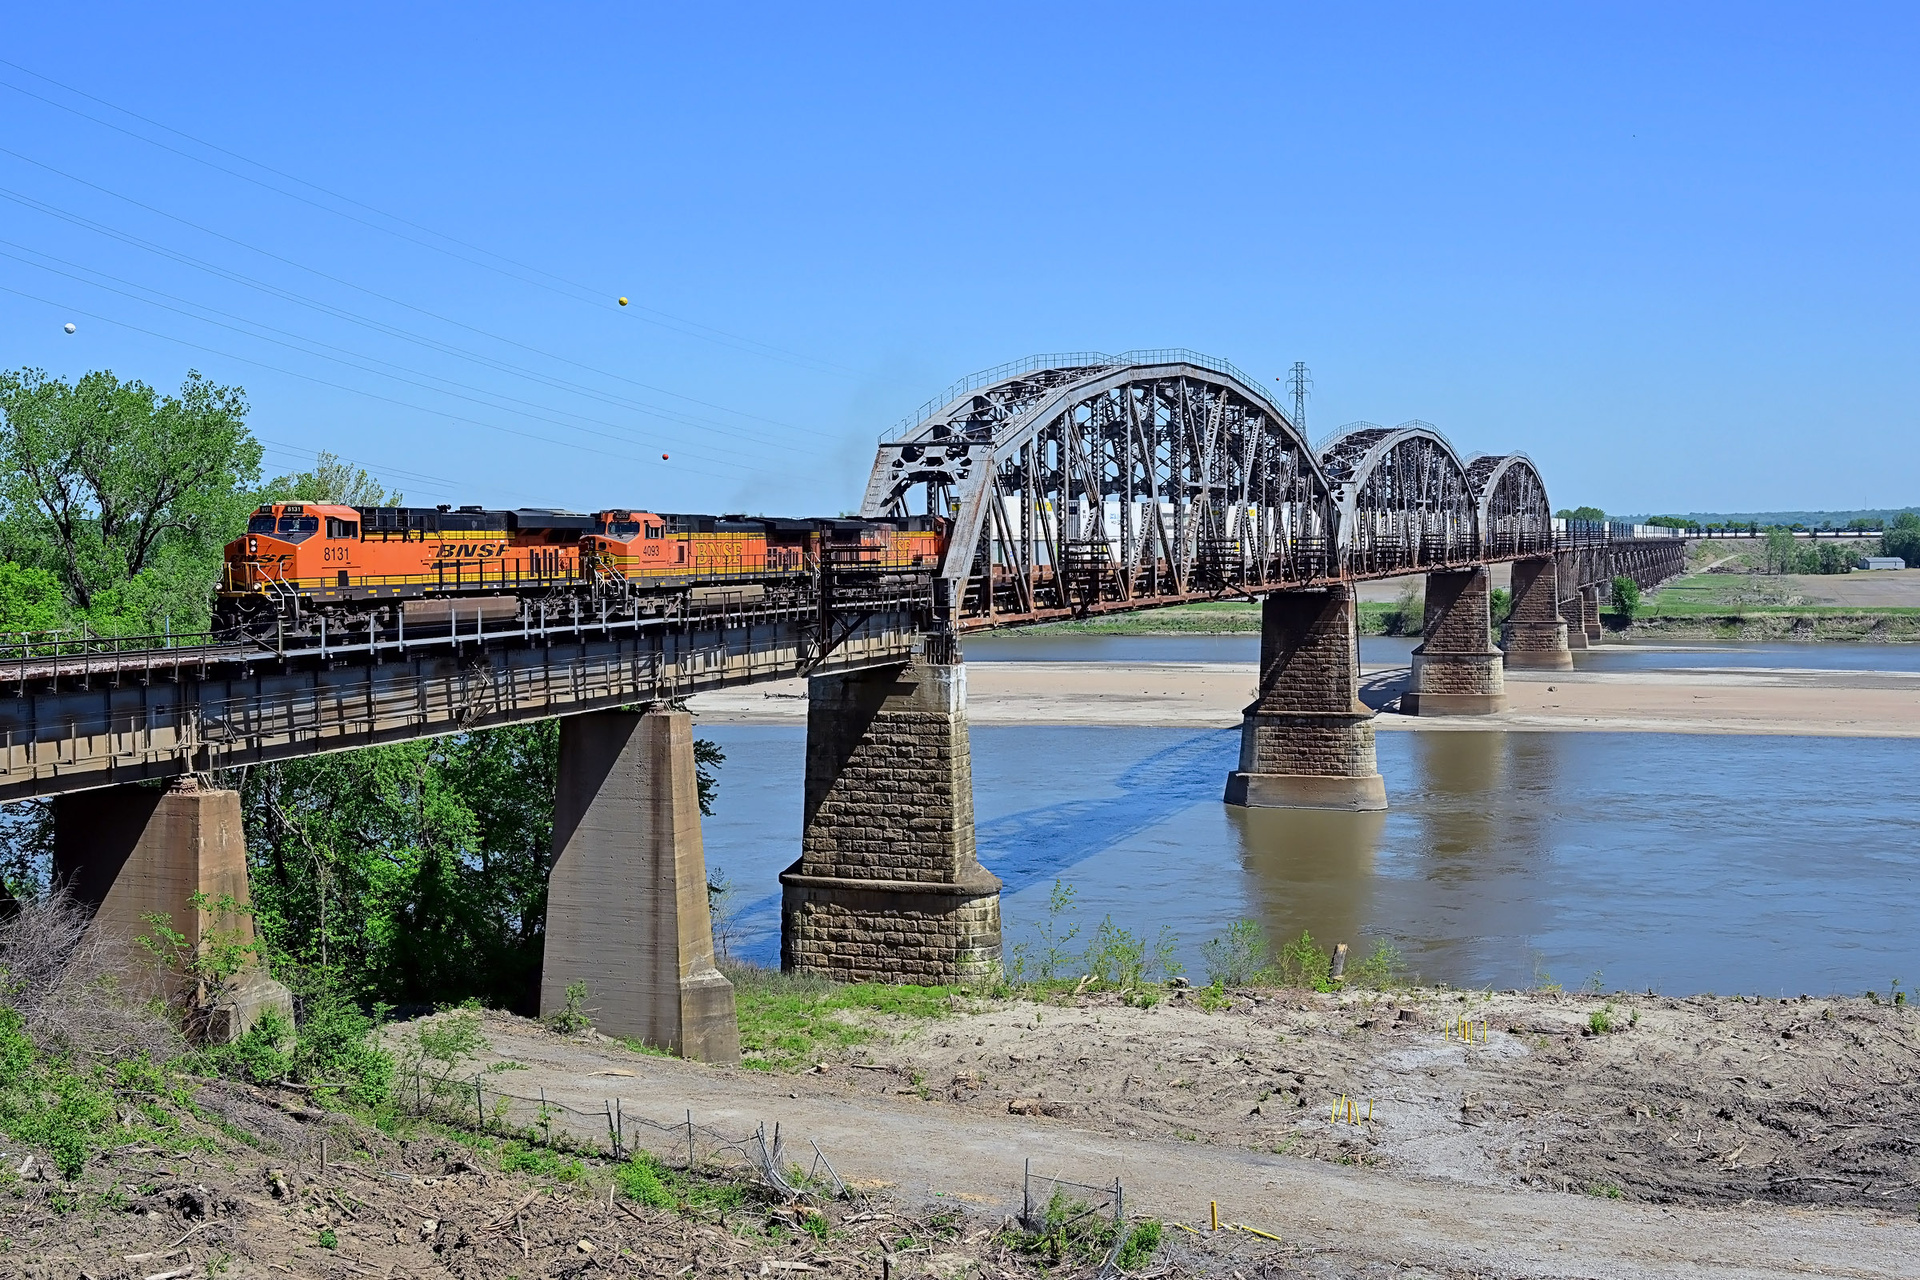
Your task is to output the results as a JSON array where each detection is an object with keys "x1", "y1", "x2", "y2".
[
  {"x1": 237, "y1": 718, "x2": 725, "y2": 1013},
  {"x1": 1763, "y1": 525, "x2": 1796, "y2": 574},
  {"x1": 0, "y1": 563, "x2": 68, "y2": 633},
  {"x1": 1555, "y1": 505, "x2": 1606, "y2": 522},
  {"x1": 0, "y1": 368, "x2": 260, "y2": 634},
  {"x1": 265, "y1": 450, "x2": 402, "y2": 506},
  {"x1": 1884, "y1": 512, "x2": 1920, "y2": 566},
  {"x1": 1609, "y1": 575, "x2": 1640, "y2": 614}
]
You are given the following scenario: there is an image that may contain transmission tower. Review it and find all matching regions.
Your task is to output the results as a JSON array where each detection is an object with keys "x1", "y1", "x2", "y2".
[{"x1": 1286, "y1": 361, "x2": 1311, "y2": 435}]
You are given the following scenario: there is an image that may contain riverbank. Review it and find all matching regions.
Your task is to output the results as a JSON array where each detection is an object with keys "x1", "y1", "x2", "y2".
[
  {"x1": 407, "y1": 984, "x2": 1920, "y2": 1277},
  {"x1": 691, "y1": 656, "x2": 1920, "y2": 737}
]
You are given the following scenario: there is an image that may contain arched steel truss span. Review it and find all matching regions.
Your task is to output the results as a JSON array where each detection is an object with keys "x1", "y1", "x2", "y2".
[
  {"x1": 862, "y1": 352, "x2": 1559, "y2": 628},
  {"x1": 1466, "y1": 452, "x2": 1553, "y2": 559},
  {"x1": 860, "y1": 352, "x2": 1338, "y2": 625},
  {"x1": 1320, "y1": 422, "x2": 1478, "y2": 577}
]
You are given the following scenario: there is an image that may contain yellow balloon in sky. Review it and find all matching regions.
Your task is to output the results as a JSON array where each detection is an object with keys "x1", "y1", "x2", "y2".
[{"x1": 618, "y1": 297, "x2": 628, "y2": 306}]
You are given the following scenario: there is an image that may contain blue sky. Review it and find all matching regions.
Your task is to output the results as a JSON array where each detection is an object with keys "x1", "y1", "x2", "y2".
[{"x1": 1, "y1": 4, "x2": 1914, "y2": 516}]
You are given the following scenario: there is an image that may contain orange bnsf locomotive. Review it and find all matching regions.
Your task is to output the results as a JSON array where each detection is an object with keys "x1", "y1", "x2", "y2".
[{"x1": 217, "y1": 501, "x2": 946, "y2": 639}]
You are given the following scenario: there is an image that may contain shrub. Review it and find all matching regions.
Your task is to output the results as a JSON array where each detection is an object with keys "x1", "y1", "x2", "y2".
[
  {"x1": 1344, "y1": 940, "x2": 1407, "y2": 989},
  {"x1": 1390, "y1": 579, "x2": 1424, "y2": 635},
  {"x1": 1007, "y1": 1189, "x2": 1162, "y2": 1271},
  {"x1": 291, "y1": 993, "x2": 393, "y2": 1106},
  {"x1": 1008, "y1": 879, "x2": 1080, "y2": 985},
  {"x1": 1082, "y1": 917, "x2": 1180, "y2": 989},
  {"x1": 0, "y1": 1007, "x2": 119, "y2": 1178},
  {"x1": 1201, "y1": 919, "x2": 1273, "y2": 987},
  {"x1": 548, "y1": 980, "x2": 592, "y2": 1035},
  {"x1": 202, "y1": 1007, "x2": 295, "y2": 1085},
  {"x1": 1610, "y1": 576, "x2": 1640, "y2": 615},
  {"x1": 1274, "y1": 931, "x2": 1334, "y2": 991}
]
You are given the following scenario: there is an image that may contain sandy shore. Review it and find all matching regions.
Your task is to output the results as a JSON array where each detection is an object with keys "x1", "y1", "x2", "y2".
[{"x1": 690, "y1": 656, "x2": 1920, "y2": 737}]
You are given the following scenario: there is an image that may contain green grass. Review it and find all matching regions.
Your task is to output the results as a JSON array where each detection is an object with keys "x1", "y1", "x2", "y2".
[
  {"x1": 722, "y1": 965, "x2": 957, "y2": 1071},
  {"x1": 615, "y1": 1150, "x2": 752, "y2": 1215},
  {"x1": 1645, "y1": 573, "x2": 1920, "y2": 617},
  {"x1": 498, "y1": 1140, "x2": 587, "y2": 1182},
  {"x1": 1028, "y1": 601, "x2": 1260, "y2": 634}
]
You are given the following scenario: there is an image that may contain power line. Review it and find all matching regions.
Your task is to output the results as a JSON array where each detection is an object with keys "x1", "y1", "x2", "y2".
[
  {"x1": 0, "y1": 241, "x2": 764, "y2": 474},
  {"x1": 0, "y1": 175, "x2": 828, "y2": 457},
  {"x1": 0, "y1": 151, "x2": 838, "y2": 443},
  {"x1": 0, "y1": 281, "x2": 747, "y2": 483},
  {"x1": 0, "y1": 59, "x2": 861, "y2": 378}
]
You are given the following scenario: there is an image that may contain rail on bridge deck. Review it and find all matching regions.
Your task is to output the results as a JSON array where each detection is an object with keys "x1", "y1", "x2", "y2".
[{"x1": 859, "y1": 350, "x2": 1581, "y2": 630}]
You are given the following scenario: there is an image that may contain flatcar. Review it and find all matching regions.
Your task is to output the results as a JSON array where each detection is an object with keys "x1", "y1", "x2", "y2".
[{"x1": 217, "y1": 500, "x2": 945, "y2": 640}]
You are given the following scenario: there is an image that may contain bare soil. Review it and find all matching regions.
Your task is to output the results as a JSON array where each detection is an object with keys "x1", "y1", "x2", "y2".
[
  {"x1": 0, "y1": 1080, "x2": 1129, "y2": 1280},
  {"x1": 818, "y1": 986, "x2": 1920, "y2": 1211},
  {"x1": 17, "y1": 989, "x2": 1918, "y2": 1278}
]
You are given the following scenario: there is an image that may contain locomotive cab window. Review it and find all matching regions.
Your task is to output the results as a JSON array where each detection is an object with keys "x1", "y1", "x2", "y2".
[
  {"x1": 251, "y1": 512, "x2": 319, "y2": 542},
  {"x1": 605, "y1": 521, "x2": 641, "y2": 540},
  {"x1": 325, "y1": 518, "x2": 359, "y2": 539},
  {"x1": 644, "y1": 523, "x2": 664, "y2": 539}
]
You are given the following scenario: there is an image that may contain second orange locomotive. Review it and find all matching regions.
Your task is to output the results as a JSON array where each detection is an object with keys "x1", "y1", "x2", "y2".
[{"x1": 219, "y1": 502, "x2": 944, "y2": 638}]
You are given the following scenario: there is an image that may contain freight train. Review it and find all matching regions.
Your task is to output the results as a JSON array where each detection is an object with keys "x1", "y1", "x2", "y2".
[{"x1": 216, "y1": 501, "x2": 946, "y2": 640}]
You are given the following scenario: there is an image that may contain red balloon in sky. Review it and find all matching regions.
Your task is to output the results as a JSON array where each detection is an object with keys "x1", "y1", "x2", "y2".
[{"x1": 661, "y1": 453, "x2": 669, "y2": 460}]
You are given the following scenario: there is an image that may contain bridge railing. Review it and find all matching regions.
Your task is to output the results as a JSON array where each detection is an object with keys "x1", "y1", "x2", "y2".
[{"x1": 0, "y1": 627, "x2": 219, "y2": 662}]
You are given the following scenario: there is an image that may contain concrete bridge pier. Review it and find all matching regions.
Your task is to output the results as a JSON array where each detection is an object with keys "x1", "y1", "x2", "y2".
[
  {"x1": 1224, "y1": 586, "x2": 1387, "y2": 811},
  {"x1": 781, "y1": 656, "x2": 1003, "y2": 984},
  {"x1": 1501, "y1": 557, "x2": 1574, "y2": 669},
  {"x1": 542, "y1": 707, "x2": 740, "y2": 1063},
  {"x1": 1403, "y1": 566, "x2": 1509, "y2": 715},
  {"x1": 52, "y1": 777, "x2": 293, "y2": 1042}
]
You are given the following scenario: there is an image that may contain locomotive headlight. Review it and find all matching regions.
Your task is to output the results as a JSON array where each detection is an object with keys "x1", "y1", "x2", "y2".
[{"x1": 248, "y1": 537, "x2": 258, "y2": 554}]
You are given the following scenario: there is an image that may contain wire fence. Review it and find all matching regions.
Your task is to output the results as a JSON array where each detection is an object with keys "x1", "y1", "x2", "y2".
[{"x1": 398, "y1": 1065, "x2": 852, "y2": 1203}]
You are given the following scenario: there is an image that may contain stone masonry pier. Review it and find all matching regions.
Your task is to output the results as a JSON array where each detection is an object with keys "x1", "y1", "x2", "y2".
[
  {"x1": 781, "y1": 659, "x2": 1002, "y2": 983},
  {"x1": 1224, "y1": 586, "x2": 1387, "y2": 811},
  {"x1": 1502, "y1": 556, "x2": 1574, "y2": 670},
  {"x1": 1404, "y1": 566, "x2": 1508, "y2": 716}
]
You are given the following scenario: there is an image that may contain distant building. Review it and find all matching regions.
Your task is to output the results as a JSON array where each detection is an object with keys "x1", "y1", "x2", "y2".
[{"x1": 1862, "y1": 556, "x2": 1907, "y2": 570}]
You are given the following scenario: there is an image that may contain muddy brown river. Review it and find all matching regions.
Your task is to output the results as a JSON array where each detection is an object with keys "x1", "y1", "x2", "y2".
[{"x1": 702, "y1": 638, "x2": 1920, "y2": 996}]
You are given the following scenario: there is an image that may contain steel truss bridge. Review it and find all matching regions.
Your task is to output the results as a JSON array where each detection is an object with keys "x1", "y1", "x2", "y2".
[
  {"x1": 863, "y1": 350, "x2": 1613, "y2": 628},
  {"x1": 2, "y1": 351, "x2": 1680, "y2": 801}
]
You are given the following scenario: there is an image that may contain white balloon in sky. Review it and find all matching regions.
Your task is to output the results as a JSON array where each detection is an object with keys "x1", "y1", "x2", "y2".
[{"x1": 63, "y1": 323, "x2": 76, "y2": 334}]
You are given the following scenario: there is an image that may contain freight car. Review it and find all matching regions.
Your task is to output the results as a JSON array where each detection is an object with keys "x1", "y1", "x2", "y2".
[{"x1": 216, "y1": 501, "x2": 945, "y2": 641}]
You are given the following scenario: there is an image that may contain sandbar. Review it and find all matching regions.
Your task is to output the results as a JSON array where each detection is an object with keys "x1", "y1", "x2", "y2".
[{"x1": 689, "y1": 657, "x2": 1920, "y2": 737}]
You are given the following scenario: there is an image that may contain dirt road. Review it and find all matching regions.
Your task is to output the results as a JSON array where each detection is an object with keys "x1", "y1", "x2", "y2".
[{"x1": 464, "y1": 999, "x2": 1920, "y2": 1280}]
